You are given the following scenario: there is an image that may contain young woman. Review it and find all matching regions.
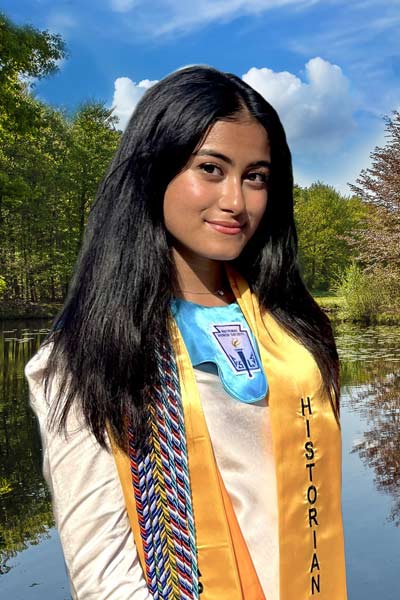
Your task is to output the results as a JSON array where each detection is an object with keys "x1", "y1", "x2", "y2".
[{"x1": 25, "y1": 65, "x2": 347, "y2": 599}]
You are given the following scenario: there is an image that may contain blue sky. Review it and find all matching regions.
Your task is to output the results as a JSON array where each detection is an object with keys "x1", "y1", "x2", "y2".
[{"x1": 3, "y1": 0, "x2": 400, "y2": 194}]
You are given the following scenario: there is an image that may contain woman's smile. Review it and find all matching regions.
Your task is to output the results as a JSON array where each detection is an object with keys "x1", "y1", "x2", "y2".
[{"x1": 205, "y1": 219, "x2": 245, "y2": 235}]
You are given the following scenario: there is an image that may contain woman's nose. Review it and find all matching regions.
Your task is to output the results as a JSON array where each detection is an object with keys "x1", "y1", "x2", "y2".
[{"x1": 218, "y1": 176, "x2": 245, "y2": 213}]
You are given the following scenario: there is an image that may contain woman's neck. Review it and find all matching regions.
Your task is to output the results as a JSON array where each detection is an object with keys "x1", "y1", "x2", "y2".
[{"x1": 171, "y1": 248, "x2": 235, "y2": 307}]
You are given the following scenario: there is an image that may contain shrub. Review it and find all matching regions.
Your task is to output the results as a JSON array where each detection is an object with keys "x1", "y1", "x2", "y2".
[
  {"x1": 335, "y1": 263, "x2": 383, "y2": 323},
  {"x1": 0, "y1": 276, "x2": 6, "y2": 300}
]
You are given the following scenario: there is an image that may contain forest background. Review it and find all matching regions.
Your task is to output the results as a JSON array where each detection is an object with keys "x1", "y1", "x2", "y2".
[{"x1": 1, "y1": 14, "x2": 399, "y2": 324}]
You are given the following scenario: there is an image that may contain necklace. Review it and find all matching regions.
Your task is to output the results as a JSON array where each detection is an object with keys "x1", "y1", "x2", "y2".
[{"x1": 181, "y1": 289, "x2": 226, "y2": 297}]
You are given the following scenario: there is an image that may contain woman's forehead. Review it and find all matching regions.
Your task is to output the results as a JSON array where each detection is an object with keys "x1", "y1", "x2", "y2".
[{"x1": 196, "y1": 118, "x2": 271, "y2": 161}]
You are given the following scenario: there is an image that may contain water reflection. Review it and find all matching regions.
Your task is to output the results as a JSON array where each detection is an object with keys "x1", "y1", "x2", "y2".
[
  {"x1": 0, "y1": 320, "x2": 399, "y2": 598},
  {"x1": 0, "y1": 320, "x2": 52, "y2": 575},
  {"x1": 335, "y1": 324, "x2": 399, "y2": 383},
  {"x1": 335, "y1": 324, "x2": 400, "y2": 527}
]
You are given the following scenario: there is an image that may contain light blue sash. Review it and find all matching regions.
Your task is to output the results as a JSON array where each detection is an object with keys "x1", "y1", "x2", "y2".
[{"x1": 171, "y1": 299, "x2": 268, "y2": 403}]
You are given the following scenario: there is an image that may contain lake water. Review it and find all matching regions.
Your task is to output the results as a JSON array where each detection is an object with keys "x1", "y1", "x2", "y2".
[{"x1": 0, "y1": 319, "x2": 399, "y2": 599}]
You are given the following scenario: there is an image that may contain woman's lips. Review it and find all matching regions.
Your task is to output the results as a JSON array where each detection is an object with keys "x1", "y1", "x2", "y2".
[{"x1": 206, "y1": 220, "x2": 244, "y2": 235}]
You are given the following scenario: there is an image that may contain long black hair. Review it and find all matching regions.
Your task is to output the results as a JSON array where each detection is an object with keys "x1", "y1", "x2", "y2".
[{"x1": 43, "y1": 65, "x2": 340, "y2": 450}]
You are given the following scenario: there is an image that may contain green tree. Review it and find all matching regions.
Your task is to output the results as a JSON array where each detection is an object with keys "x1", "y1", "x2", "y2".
[
  {"x1": 0, "y1": 13, "x2": 67, "y2": 301},
  {"x1": 0, "y1": 13, "x2": 66, "y2": 133},
  {"x1": 0, "y1": 14, "x2": 120, "y2": 304},
  {"x1": 0, "y1": 100, "x2": 120, "y2": 303},
  {"x1": 294, "y1": 182, "x2": 365, "y2": 291},
  {"x1": 68, "y1": 103, "x2": 120, "y2": 250},
  {"x1": 0, "y1": 100, "x2": 71, "y2": 301}
]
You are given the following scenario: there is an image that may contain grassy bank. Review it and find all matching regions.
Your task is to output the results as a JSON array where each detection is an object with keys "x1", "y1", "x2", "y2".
[
  {"x1": 0, "y1": 301, "x2": 62, "y2": 321},
  {"x1": 314, "y1": 294, "x2": 400, "y2": 325},
  {"x1": 313, "y1": 294, "x2": 341, "y2": 311}
]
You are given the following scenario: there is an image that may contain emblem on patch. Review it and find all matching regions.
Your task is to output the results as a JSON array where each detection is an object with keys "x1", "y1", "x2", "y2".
[{"x1": 211, "y1": 323, "x2": 260, "y2": 378}]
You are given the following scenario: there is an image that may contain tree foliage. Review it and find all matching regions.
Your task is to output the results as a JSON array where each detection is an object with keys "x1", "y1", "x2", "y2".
[
  {"x1": 0, "y1": 13, "x2": 65, "y2": 78},
  {"x1": 0, "y1": 14, "x2": 120, "y2": 303},
  {"x1": 294, "y1": 182, "x2": 365, "y2": 291},
  {"x1": 0, "y1": 13, "x2": 66, "y2": 134},
  {"x1": 0, "y1": 100, "x2": 120, "y2": 302},
  {"x1": 349, "y1": 110, "x2": 400, "y2": 277}
]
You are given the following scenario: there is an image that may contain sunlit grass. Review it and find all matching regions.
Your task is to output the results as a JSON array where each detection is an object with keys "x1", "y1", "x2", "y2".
[{"x1": 313, "y1": 294, "x2": 342, "y2": 309}]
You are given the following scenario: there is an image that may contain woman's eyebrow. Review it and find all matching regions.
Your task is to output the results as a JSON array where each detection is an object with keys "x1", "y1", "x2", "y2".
[
  {"x1": 248, "y1": 159, "x2": 271, "y2": 169},
  {"x1": 193, "y1": 149, "x2": 271, "y2": 169}
]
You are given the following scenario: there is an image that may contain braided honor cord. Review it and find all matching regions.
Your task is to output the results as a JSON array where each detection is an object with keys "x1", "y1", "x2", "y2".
[{"x1": 128, "y1": 339, "x2": 199, "y2": 599}]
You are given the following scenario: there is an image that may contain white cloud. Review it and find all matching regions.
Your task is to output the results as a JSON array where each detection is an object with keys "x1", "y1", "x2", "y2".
[
  {"x1": 287, "y1": 2, "x2": 400, "y2": 106},
  {"x1": 290, "y1": 11, "x2": 400, "y2": 57},
  {"x1": 242, "y1": 57, "x2": 355, "y2": 153},
  {"x1": 111, "y1": 58, "x2": 355, "y2": 150},
  {"x1": 111, "y1": 77, "x2": 158, "y2": 129},
  {"x1": 109, "y1": 0, "x2": 319, "y2": 35},
  {"x1": 172, "y1": 0, "x2": 319, "y2": 34},
  {"x1": 110, "y1": 0, "x2": 138, "y2": 12},
  {"x1": 109, "y1": 58, "x2": 368, "y2": 193}
]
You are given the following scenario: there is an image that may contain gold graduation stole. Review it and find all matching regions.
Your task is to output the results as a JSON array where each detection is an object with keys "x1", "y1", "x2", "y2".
[{"x1": 111, "y1": 269, "x2": 348, "y2": 599}]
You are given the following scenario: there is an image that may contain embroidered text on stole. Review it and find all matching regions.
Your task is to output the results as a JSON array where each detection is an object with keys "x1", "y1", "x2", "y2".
[{"x1": 301, "y1": 396, "x2": 321, "y2": 595}]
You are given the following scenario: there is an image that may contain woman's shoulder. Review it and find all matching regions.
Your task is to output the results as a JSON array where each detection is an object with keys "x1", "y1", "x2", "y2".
[
  {"x1": 24, "y1": 341, "x2": 54, "y2": 417},
  {"x1": 25, "y1": 340, "x2": 53, "y2": 386}
]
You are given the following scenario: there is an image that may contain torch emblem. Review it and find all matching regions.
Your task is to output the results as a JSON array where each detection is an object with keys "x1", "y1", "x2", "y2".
[{"x1": 211, "y1": 323, "x2": 260, "y2": 378}]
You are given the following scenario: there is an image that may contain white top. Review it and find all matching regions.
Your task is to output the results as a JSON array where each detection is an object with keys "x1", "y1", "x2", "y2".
[
  {"x1": 25, "y1": 344, "x2": 279, "y2": 600},
  {"x1": 197, "y1": 364, "x2": 279, "y2": 599}
]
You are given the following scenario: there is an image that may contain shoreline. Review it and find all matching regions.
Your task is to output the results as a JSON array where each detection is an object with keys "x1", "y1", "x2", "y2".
[
  {"x1": 0, "y1": 302, "x2": 62, "y2": 321},
  {"x1": 1, "y1": 300, "x2": 399, "y2": 325},
  {"x1": 315, "y1": 297, "x2": 400, "y2": 326}
]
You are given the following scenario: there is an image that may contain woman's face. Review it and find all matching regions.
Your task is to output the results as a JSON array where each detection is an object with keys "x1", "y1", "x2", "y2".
[{"x1": 163, "y1": 116, "x2": 271, "y2": 265}]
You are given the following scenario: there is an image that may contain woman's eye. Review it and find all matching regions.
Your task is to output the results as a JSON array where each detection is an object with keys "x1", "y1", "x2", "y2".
[
  {"x1": 246, "y1": 172, "x2": 269, "y2": 184},
  {"x1": 199, "y1": 163, "x2": 222, "y2": 176}
]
